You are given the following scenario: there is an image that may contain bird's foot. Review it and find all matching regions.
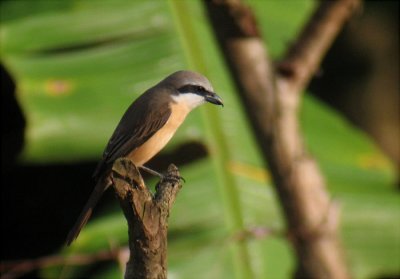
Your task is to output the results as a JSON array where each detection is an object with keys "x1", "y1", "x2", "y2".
[
  {"x1": 139, "y1": 165, "x2": 163, "y2": 179},
  {"x1": 139, "y1": 165, "x2": 185, "y2": 183}
]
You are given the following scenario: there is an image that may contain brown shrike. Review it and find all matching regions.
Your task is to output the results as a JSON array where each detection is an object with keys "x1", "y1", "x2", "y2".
[{"x1": 66, "y1": 70, "x2": 223, "y2": 245}]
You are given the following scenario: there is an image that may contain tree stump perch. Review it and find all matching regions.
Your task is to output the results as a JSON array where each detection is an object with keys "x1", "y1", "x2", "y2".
[{"x1": 111, "y1": 158, "x2": 182, "y2": 279}]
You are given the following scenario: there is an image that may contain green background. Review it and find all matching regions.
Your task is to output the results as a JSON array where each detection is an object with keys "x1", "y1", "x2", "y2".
[{"x1": 1, "y1": 1, "x2": 398, "y2": 278}]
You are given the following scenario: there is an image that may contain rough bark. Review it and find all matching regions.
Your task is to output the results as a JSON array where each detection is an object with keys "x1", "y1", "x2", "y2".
[
  {"x1": 111, "y1": 158, "x2": 182, "y2": 279},
  {"x1": 204, "y1": 0, "x2": 360, "y2": 278}
]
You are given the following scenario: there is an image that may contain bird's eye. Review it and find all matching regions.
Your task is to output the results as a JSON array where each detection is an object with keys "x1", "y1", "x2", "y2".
[
  {"x1": 177, "y1": 84, "x2": 206, "y2": 94},
  {"x1": 196, "y1": 86, "x2": 205, "y2": 92}
]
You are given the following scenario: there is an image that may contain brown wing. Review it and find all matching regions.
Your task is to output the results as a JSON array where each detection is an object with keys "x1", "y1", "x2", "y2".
[{"x1": 93, "y1": 88, "x2": 171, "y2": 179}]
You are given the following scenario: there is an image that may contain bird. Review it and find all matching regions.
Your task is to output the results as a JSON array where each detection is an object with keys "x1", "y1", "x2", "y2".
[{"x1": 66, "y1": 70, "x2": 223, "y2": 245}]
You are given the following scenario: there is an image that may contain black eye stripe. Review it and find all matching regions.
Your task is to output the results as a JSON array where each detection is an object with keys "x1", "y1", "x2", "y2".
[{"x1": 177, "y1": 84, "x2": 207, "y2": 95}]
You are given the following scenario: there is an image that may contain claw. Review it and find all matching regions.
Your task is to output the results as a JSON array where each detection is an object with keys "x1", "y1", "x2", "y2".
[{"x1": 161, "y1": 174, "x2": 185, "y2": 184}]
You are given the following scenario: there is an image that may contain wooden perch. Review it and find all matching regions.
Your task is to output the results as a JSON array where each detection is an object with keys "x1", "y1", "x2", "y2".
[
  {"x1": 205, "y1": 0, "x2": 360, "y2": 278},
  {"x1": 111, "y1": 158, "x2": 182, "y2": 279}
]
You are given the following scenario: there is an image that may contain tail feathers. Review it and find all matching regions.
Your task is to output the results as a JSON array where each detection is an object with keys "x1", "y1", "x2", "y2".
[
  {"x1": 66, "y1": 208, "x2": 93, "y2": 246},
  {"x1": 66, "y1": 177, "x2": 110, "y2": 246}
]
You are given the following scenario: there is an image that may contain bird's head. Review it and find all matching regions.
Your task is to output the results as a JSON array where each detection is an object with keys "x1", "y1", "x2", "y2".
[{"x1": 163, "y1": 70, "x2": 224, "y2": 110}]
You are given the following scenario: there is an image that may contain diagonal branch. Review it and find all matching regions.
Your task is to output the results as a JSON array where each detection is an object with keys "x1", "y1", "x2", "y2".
[
  {"x1": 277, "y1": 0, "x2": 361, "y2": 93},
  {"x1": 204, "y1": 0, "x2": 361, "y2": 278}
]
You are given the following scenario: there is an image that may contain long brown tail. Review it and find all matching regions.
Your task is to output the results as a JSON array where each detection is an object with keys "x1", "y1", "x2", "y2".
[{"x1": 66, "y1": 176, "x2": 111, "y2": 246}]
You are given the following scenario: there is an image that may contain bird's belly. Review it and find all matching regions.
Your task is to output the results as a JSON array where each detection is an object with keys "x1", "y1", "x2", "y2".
[{"x1": 128, "y1": 103, "x2": 189, "y2": 166}]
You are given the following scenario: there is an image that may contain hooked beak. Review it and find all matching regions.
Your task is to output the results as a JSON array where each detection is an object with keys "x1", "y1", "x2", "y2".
[{"x1": 205, "y1": 92, "x2": 224, "y2": 107}]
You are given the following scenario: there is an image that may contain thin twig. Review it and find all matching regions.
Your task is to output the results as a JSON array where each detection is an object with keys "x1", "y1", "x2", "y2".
[{"x1": 0, "y1": 248, "x2": 120, "y2": 279}]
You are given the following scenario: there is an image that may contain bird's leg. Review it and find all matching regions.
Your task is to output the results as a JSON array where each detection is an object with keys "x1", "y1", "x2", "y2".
[
  {"x1": 139, "y1": 165, "x2": 164, "y2": 179},
  {"x1": 139, "y1": 165, "x2": 185, "y2": 183}
]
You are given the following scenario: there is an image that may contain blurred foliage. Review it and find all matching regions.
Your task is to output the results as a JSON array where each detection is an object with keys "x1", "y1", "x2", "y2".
[{"x1": 1, "y1": 0, "x2": 398, "y2": 279}]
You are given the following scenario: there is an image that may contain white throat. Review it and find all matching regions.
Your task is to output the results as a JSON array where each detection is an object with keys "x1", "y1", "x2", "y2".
[{"x1": 171, "y1": 93, "x2": 205, "y2": 110}]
